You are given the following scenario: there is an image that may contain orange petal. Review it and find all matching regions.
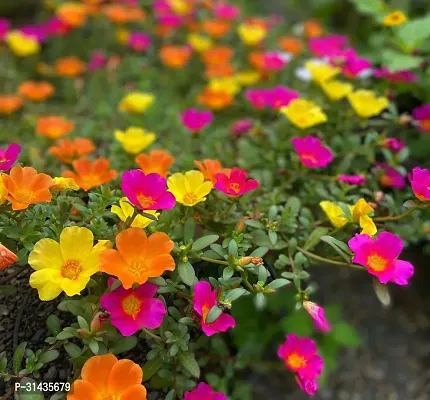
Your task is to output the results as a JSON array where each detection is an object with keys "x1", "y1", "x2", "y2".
[
  {"x1": 108, "y1": 359, "x2": 143, "y2": 395},
  {"x1": 148, "y1": 254, "x2": 176, "y2": 277},
  {"x1": 100, "y1": 249, "x2": 136, "y2": 289},
  {"x1": 81, "y1": 354, "x2": 118, "y2": 393},
  {"x1": 146, "y1": 232, "x2": 174, "y2": 259},
  {"x1": 29, "y1": 173, "x2": 53, "y2": 191},
  {"x1": 67, "y1": 380, "x2": 101, "y2": 400},
  {"x1": 116, "y1": 228, "x2": 148, "y2": 265},
  {"x1": 119, "y1": 384, "x2": 147, "y2": 400}
]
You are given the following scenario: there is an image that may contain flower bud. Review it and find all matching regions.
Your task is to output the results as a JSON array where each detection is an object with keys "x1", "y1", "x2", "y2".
[
  {"x1": 90, "y1": 311, "x2": 109, "y2": 333},
  {"x1": 0, "y1": 244, "x2": 17, "y2": 270},
  {"x1": 237, "y1": 256, "x2": 263, "y2": 267},
  {"x1": 399, "y1": 114, "x2": 412, "y2": 125},
  {"x1": 77, "y1": 328, "x2": 92, "y2": 339}
]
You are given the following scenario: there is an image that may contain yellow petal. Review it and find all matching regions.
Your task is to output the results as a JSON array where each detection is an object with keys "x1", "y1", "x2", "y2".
[
  {"x1": 167, "y1": 173, "x2": 187, "y2": 197},
  {"x1": 184, "y1": 170, "x2": 205, "y2": 192},
  {"x1": 60, "y1": 275, "x2": 90, "y2": 297},
  {"x1": 319, "y1": 201, "x2": 349, "y2": 228},
  {"x1": 29, "y1": 269, "x2": 63, "y2": 301},
  {"x1": 60, "y1": 226, "x2": 94, "y2": 263},
  {"x1": 359, "y1": 215, "x2": 377, "y2": 236},
  {"x1": 194, "y1": 181, "x2": 214, "y2": 199},
  {"x1": 28, "y1": 238, "x2": 63, "y2": 271}
]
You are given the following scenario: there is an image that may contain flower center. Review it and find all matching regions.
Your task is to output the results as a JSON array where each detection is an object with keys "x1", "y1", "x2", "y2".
[
  {"x1": 121, "y1": 294, "x2": 141, "y2": 319},
  {"x1": 201, "y1": 304, "x2": 210, "y2": 323},
  {"x1": 287, "y1": 353, "x2": 307, "y2": 370},
  {"x1": 420, "y1": 119, "x2": 430, "y2": 130},
  {"x1": 137, "y1": 194, "x2": 156, "y2": 208},
  {"x1": 61, "y1": 259, "x2": 83, "y2": 280},
  {"x1": 229, "y1": 182, "x2": 241, "y2": 194},
  {"x1": 301, "y1": 153, "x2": 317, "y2": 163},
  {"x1": 183, "y1": 192, "x2": 198, "y2": 205},
  {"x1": 127, "y1": 258, "x2": 149, "y2": 278},
  {"x1": 14, "y1": 189, "x2": 35, "y2": 204},
  {"x1": 367, "y1": 253, "x2": 388, "y2": 272}
]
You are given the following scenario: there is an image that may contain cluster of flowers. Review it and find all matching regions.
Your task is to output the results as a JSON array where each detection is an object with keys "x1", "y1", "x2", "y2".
[{"x1": 1, "y1": 0, "x2": 429, "y2": 398}]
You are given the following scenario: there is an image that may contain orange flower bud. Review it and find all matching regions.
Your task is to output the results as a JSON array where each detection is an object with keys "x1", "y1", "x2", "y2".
[
  {"x1": 237, "y1": 256, "x2": 263, "y2": 267},
  {"x1": 0, "y1": 244, "x2": 17, "y2": 270}
]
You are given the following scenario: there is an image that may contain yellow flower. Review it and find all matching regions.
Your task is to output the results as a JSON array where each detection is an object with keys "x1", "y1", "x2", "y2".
[
  {"x1": 28, "y1": 227, "x2": 106, "y2": 301},
  {"x1": 320, "y1": 198, "x2": 377, "y2": 235},
  {"x1": 237, "y1": 23, "x2": 266, "y2": 46},
  {"x1": 114, "y1": 127, "x2": 156, "y2": 154},
  {"x1": 320, "y1": 80, "x2": 353, "y2": 101},
  {"x1": 6, "y1": 31, "x2": 40, "y2": 57},
  {"x1": 234, "y1": 70, "x2": 261, "y2": 86},
  {"x1": 168, "y1": 0, "x2": 192, "y2": 15},
  {"x1": 280, "y1": 99, "x2": 327, "y2": 129},
  {"x1": 305, "y1": 61, "x2": 340, "y2": 84},
  {"x1": 348, "y1": 90, "x2": 389, "y2": 119},
  {"x1": 209, "y1": 78, "x2": 240, "y2": 96},
  {"x1": 383, "y1": 10, "x2": 407, "y2": 26},
  {"x1": 118, "y1": 92, "x2": 154, "y2": 114},
  {"x1": 116, "y1": 28, "x2": 130, "y2": 45},
  {"x1": 51, "y1": 177, "x2": 80, "y2": 191},
  {"x1": 167, "y1": 170, "x2": 213, "y2": 207},
  {"x1": 111, "y1": 197, "x2": 159, "y2": 228},
  {"x1": 187, "y1": 34, "x2": 213, "y2": 52}
]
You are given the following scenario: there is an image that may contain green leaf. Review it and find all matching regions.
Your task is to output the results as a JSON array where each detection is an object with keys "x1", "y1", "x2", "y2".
[
  {"x1": 205, "y1": 305, "x2": 222, "y2": 324},
  {"x1": 303, "y1": 227, "x2": 329, "y2": 250},
  {"x1": 56, "y1": 331, "x2": 75, "y2": 340},
  {"x1": 165, "y1": 389, "x2": 176, "y2": 400},
  {"x1": 268, "y1": 230, "x2": 277, "y2": 245},
  {"x1": 140, "y1": 211, "x2": 158, "y2": 221},
  {"x1": 183, "y1": 218, "x2": 195, "y2": 243},
  {"x1": 332, "y1": 323, "x2": 361, "y2": 347},
  {"x1": 178, "y1": 261, "x2": 196, "y2": 286},
  {"x1": 244, "y1": 219, "x2": 265, "y2": 229},
  {"x1": 320, "y1": 236, "x2": 352, "y2": 263},
  {"x1": 373, "y1": 278, "x2": 391, "y2": 307},
  {"x1": 285, "y1": 197, "x2": 301, "y2": 215},
  {"x1": 224, "y1": 288, "x2": 248, "y2": 303},
  {"x1": 396, "y1": 15, "x2": 430, "y2": 48},
  {"x1": 281, "y1": 311, "x2": 313, "y2": 336},
  {"x1": 111, "y1": 336, "x2": 138, "y2": 355},
  {"x1": 77, "y1": 316, "x2": 89, "y2": 330},
  {"x1": 38, "y1": 350, "x2": 59, "y2": 365},
  {"x1": 46, "y1": 315, "x2": 61, "y2": 335},
  {"x1": 15, "y1": 378, "x2": 44, "y2": 400},
  {"x1": 13, "y1": 342, "x2": 27, "y2": 375},
  {"x1": 142, "y1": 355, "x2": 163, "y2": 382},
  {"x1": 350, "y1": 0, "x2": 383, "y2": 15},
  {"x1": 89, "y1": 339, "x2": 99, "y2": 355},
  {"x1": 192, "y1": 235, "x2": 219, "y2": 251},
  {"x1": 228, "y1": 239, "x2": 238, "y2": 256},
  {"x1": 250, "y1": 246, "x2": 269, "y2": 257},
  {"x1": 382, "y1": 50, "x2": 422, "y2": 72},
  {"x1": 64, "y1": 342, "x2": 82, "y2": 358},
  {"x1": 267, "y1": 278, "x2": 290, "y2": 290},
  {"x1": 0, "y1": 285, "x2": 17, "y2": 296},
  {"x1": 178, "y1": 352, "x2": 200, "y2": 378}
]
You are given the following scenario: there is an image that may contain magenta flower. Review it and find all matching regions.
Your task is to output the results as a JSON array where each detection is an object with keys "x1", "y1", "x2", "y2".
[
  {"x1": 213, "y1": 2, "x2": 240, "y2": 20},
  {"x1": 184, "y1": 383, "x2": 227, "y2": 400},
  {"x1": 342, "y1": 53, "x2": 372, "y2": 78},
  {"x1": 292, "y1": 136, "x2": 334, "y2": 169},
  {"x1": 308, "y1": 35, "x2": 348, "y2": 57},
  {"x1": 0, "y1": 18, "x2": 10, "y2": 40},
  {"x1": 121, "y1": 170, "x2": 176, "y2": 210},
  {"x1": 128, "y1": 32, "x2": 152, "y2": 52},
  {"x1": 193, "y1": 281, "x2": 235, "y2": 336},
  {"x1": 88, "y1": 51, "x2": 108, "y2": 72},
  {"x1": 245, "y1": 88, "x2": 270, "y2": 109},
  {"x1": 410, "y1": 167, "x2": 430, "y2": 201},
  {"x1": 230, "y1": 119, "x2": 254, "y2": 137},
  {"x1": 215, "y1": 168, "x2": 259, "y2": 197},
  {"x1": 42, "y1": 17, "x2": 71, "y2": 37},
  {"x1": 412, "y1": 104, "x2": 430, "y2": 133},
  {"x1": 376, "y1": 163, "x2": 405, "y2": 189},
  {"x1": 267, "y1": 86, "x2": 299, "y2": 109},
  {"x1": 262, "y1": 52, "x2": 287, "y2": 71},
  {"x1": 181, "y1": 109, "x2": 213, "y2": 133},
  {"x1": 337, "y1": 174, "x2": 365, "y2": 185},
  {"x1": 373, "y1": 67, "x2": 418, "y2": 83},
  {"x1": 101, "y1": 280, "x2": 166, "y2": 336},
  {"x1": 348, "y1": 232, "x2": 414, "y2": 285},
  {"x1": 382, "y1": 138, "x2": 405, "y2": 153},
  {"x1": 18, "y1": 24, "x2": 47, "y2": 42},
  {"x1": 0, "y1": 143, "x2": 21, "y2": 171},
  {"x1": 278, "y1": 334, "x2": 323, "y2": 396},
  {"x1": 303, "y1": 301, "x2": 331, "y2": 333}
]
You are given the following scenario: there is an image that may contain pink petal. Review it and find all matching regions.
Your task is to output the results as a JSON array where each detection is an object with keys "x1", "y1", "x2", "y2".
[
  {"x1": 136, "y1": 298, "x2": 166, "y2": 329},
  {"x1": 392, "y1": 260, "x2": 414, "y2": 285}
]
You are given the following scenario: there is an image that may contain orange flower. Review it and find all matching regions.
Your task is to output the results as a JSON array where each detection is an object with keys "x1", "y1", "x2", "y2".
[
  {"x1": 18, "y1": 81, "x2": 55, "y2": 102},
  {"x1": 202, "y1": 19, "x2": 230, "y2": 38},
  {"x1": 55, "y1": 57, "x2": 86, "y2": 77},
  {"x1": 62, "y1": 157, "x2": 117, "y2": 191},
  {"x1": 102, "y1": 4, "x2": 145, "y2": 23},
  {"x1": 194, "y1": 159, "x2": 230, "y2": 184},
  {"x1": 159, "y1": 45, "x2": 192, "y2": 69},
  {"x1": 135, "y1": 149, "x2": 175, "y2": 178},
  {"x1": 67, "y1": 354, "x2": 147, "y2": 400},
  {"x1": 49, "y1": 138, "x2": 95, "y2": 164},
  {"x1": 197, "y1": 87, "x2": 233, "y2": 110},
  {"x1": 201, "y1": 46, "x2": 233, "y2": 66},
  {"x1": 303, "y1": 19, "x2": 324, "y2": 38},
  {"x1": 278, "y1": 36, "x2": 303, "y2": 55},
  {"x1": 2, "y1": 166, "x2": 53, "y2": 211},
  {"x1": 57, "y1": 2, "x2": 88, "y2": 27},
  {"x1": 0, "y1": 244, "x2": 18, "y2": 270},
  {"x1": 100, "y1": 228, "x2": 175, "y2": 289},
  {"x1": 249, "y1": 52, "x2": 265, "y2": 71},
  {"x1": 154, "y1": 24, "x2": 175, "y2": 37},
  {"x1": 0, "y1": 95, "x2": 23, "y2": 115},
  {"x1": 36, "y1": 116, "x2": 75, "y2": 139},
  {"x1": 205, "y1": 63, "x2": 236, "y2": 78}
]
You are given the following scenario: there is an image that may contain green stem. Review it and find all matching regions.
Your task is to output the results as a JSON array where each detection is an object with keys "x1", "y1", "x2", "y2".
[
  {"x1": 200, "y1": 256, "x2": 229, "y2": 266},
  {"x1": 142, "y1": 328, "x2": 164, "y2": 342},
  {"x1": 373, "y1": 208, "x2": 416, "y2": 222},
  {"x1": 296, "y1": 246, "x2": 364, "y2": 270},
  {"x1": 240, "y1": 270, "x2": 256, "y2": 292}
]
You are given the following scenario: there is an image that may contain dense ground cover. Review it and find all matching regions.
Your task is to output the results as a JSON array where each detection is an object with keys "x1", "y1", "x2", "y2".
[{"x1": 0, "y1": 0, "x2": 430, "y2": 399}]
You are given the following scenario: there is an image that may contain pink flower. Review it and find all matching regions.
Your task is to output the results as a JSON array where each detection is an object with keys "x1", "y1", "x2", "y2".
[
  {"x1": 245, "y1": 88, "x2": 271, "y2": 109},
  {"x1": 337, "y1": 174, "x2": 365, "y2": 185},
  {"x1": 213, "y1": 2, "x2": 240, "y2": 20},
  {"x1": 88, "y1": 51, "x2": 108, "y2": 72},
  {"x1": 128, "y1": 32, "x2": 152, "y2": 52},
  {"x1": 0, "y1": 143, "x2": 21, "y2": 171},
  {"x1": 278, "y1": 334, "x2": 323, "y2": 396},
  {"x1": 0, "y1": 18, "x2": 10, "y2": 40},
  {"x1": 230, "y1": 119, "x2": 254, "y2": 137},
  {"x1": 18, "y1": 24, "x2": 47, "y2": 42},
  {"x1": 193, "y1": 281, "x2": 235, "y2": 336},
  {"x1": 267, "y1": 86, "x2": 299, "y2": 109},
  {"x1": 410, "y1": 167, "x2": 430, "y2": 201},
  {"x1": 42, "y1": 17, "x2": 72, "y2": 37},
  {"x1": 348, "y1": 232, "x2": 414, "y2": 285},
  {"x1": 382, "y1": 138, "x2": 405, "y2": 153},
  {"x1": 215, "y1": 168, "x2": 259, "y2": 197},
  {"x1": 412, "y1": 104, "x2": 430, "y2": 133},
  {"x1": 342, "y1": 52, "x2": 372, "y2": 78},
  {"x1": 121, "y1": 170, "x2": 176, "y2": 210},
  {"x1": 184, "y1": 383, "x2": 227, "y2": 400},
  {"x1": 376, "y1": 163, "x2": 405, "y2": 189},
  {"x1": 262, "y1": 52, "x2": 287, "y2": 71},
  {"x1": 181, "y1": 109, "x2": 213, "y2": 133},
  {"x1": 308, "y1": 35, "x2": 348, "y2": 57},
  {"x1": 303, "y1": 301, "x2": 331, "y2": 333},
  {"x1": 291, "y1": 136, "x2": 334, "y2": 169},
  {"x1": 373, "y1": 67, "x2": 418, "y2": 83},
  {"x1": 101, "y1": 280, "x2": 166, "y2": 336}
]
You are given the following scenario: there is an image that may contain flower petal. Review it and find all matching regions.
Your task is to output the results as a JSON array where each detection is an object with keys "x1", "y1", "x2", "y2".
[{"x1": 28, "y1": 238, "x2": 63, "y2": 271}]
